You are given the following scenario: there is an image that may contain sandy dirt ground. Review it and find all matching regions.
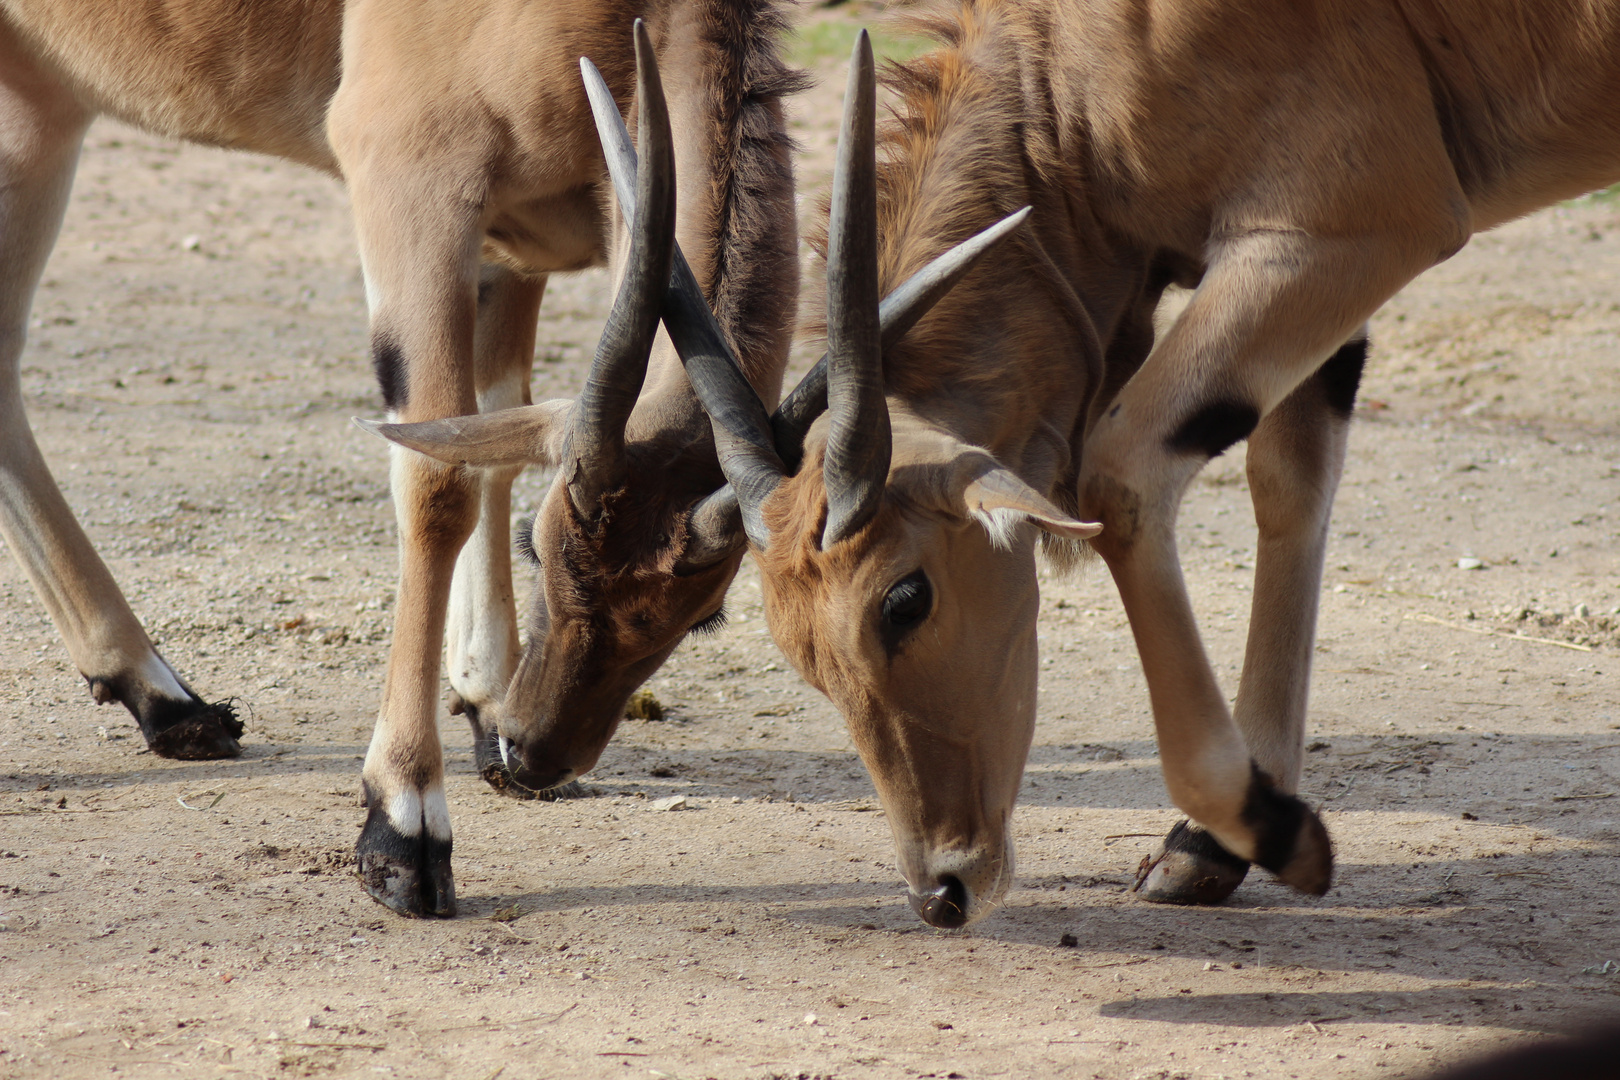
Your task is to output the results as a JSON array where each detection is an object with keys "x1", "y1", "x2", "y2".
[{"x1": 3, "y1": 9, "x2": 1619, "y2": 1080}]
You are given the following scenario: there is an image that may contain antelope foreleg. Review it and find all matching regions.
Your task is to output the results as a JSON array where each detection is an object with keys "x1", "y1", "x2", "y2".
[
  {"x1": 1082, "y1": 230, "x2": 1434, "y2": 897},
  {"x1": 339, "y1": 119, "x2": 486, "y2": 914},
  {"x1": 1135, "y1": 334, "x2": 1362, "y2": 903}
]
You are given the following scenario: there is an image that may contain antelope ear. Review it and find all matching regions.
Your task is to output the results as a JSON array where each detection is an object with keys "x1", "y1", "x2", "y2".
[
  {"x1": 352, "y1": 401, "x2": 574, "y2": 467},
  {"x1": 960, "y1": 465, "x2": 1101, "y2": 545}
]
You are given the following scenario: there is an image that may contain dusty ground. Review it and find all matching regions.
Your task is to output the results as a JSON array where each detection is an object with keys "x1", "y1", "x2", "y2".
[{"x1": 3, "y1": 9, "x2": 1619, "y2": 1080}]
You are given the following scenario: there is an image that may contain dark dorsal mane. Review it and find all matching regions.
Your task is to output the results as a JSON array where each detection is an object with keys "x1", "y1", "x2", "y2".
[{"x1": 803, "y1": 0, "x2": 1076, "y2": 405}]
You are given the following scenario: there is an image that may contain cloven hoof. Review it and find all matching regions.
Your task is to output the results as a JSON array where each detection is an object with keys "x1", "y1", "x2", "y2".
[
  {"x1": 1133, "y1": 819, "x2": 1251, "y2": 905},
  {"x1": 355, "y1": 801, "x2": 456, "y2": 918},
  {"x1": 148, "y1": 700, "x2": 244, "y2": 760}
]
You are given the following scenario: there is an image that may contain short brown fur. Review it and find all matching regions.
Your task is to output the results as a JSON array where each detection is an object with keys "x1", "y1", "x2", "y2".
[
  {"x1": 0, "y1": 0, "x2": 801, "y2": 917},
  {"x1": 755, "y1": 0, "x2": 1620, "y2": 923}
]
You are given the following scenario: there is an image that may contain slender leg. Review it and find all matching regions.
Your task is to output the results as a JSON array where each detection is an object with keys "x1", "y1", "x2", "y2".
[
  {"x1": 1135, "y1": 334, "x2": 1364, "y2": 903},
  {"x1": 333, "y1": 98, "x2": 488, "y2": 914},
  {"x1": 1080, "y1": 226, "x2": 1445, "y2": 895},
  {"x1": 442, "y1": 265, "x2": 556, "y2": 795},
  {"x1": 0, "y1": 44, "x2": 241, "y2": 758}
]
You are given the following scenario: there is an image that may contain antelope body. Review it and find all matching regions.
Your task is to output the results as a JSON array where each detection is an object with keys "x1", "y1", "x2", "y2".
[
  {"x1": 0, "y1": 0, "x2": 800, "y2": 916},
  {"x1": 692, "y1": 2, "x2": 1620, "y2": 927}
]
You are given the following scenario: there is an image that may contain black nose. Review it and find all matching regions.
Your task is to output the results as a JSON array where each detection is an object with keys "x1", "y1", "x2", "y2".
[{"x1": 910, "y1": 876, "x2": 969, "y2": 929}]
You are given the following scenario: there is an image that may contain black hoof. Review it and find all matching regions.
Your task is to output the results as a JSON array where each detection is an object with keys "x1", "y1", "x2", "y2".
[
  {"x1": 148, "y1": 701, "x2": 243, "y2": 760},
  {"x1": 90, "y1": 675, "x2": 244, "y2": 760},
  {"x1": 467, "y1": 713, "x2": 588, "y2": 801},
  {"x1": 1243, "y1": 765, "x2": 1334, "y2": 896},
  {"x1": 1133, "y1": 819, "x2": 1251, "y2": 905},
  {"x1": 356, "y1": 801, "x2": 455, "y2": 918}
]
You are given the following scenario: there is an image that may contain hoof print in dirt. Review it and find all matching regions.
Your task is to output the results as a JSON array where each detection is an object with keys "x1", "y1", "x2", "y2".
[
  {"x1": 1242, "y1": 767, "x2": 1334, "y2": 896},
  {"x1": 356, "y1": 804, "x2": 455, "y2": 918},
  {"x1": 1133, "y1": 819, "x2": 1250, "y2": 905}
]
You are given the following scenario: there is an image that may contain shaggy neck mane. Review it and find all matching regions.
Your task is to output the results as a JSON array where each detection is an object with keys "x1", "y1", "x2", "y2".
[
  {"x1": 687, "y1": 0, "x2": 808, "y2": 404},
  {"x1": 808, "y1": 0, "x2": 1068, "y2": 400}
]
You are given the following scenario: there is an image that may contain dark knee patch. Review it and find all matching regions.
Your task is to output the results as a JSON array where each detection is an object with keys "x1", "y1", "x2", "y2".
[
  {"x1": 1081, "y1": 474, "x2": 1142, "y2": 550},
  {"x1": 1314, "y1": 338, "x2": 1367, "y2": 418},
  {"x1": 371, "y1": 332, "x2": 406, "y2": 411},
  {"x1": 1167, "y1": 399, "x2": 1260, "y2": 458},
  {"x1": 410, "y1": 464, "x2": 479, "y2": 550}
]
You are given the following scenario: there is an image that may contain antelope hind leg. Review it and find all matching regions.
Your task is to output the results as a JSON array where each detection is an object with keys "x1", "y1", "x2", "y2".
[
  {"x1": 1081, "y1": 229, "x2": 1438, "y2": 896},
  {"x1": 1136, "y1": 335, "x2": 1363, "y2": 903},
  {"x1": 439, "y1": 265, "x2": 581, "y2": 801},
  {"x1": 0, "y1": 52, "x2": 242, "y2": 759}
]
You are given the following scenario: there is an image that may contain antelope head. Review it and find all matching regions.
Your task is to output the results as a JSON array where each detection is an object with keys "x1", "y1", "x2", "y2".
[
  {"x1": 692, "y1": 34, "x2": 1099, "y2": 928},
  {"x1": 360, "y1": 26, "x2": 750, "y2": 792}
]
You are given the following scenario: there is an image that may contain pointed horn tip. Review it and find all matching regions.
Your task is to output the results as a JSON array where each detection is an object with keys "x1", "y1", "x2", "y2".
[{"x1": 352, "y1": 417, "x2": 388, "y2": 439}]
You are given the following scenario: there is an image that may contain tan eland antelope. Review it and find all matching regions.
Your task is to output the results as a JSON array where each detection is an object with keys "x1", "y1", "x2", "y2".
[
  {"x1": 688, "y1": 4, "x2": 1620, "y2": 928},
  {"x1": 0, "y1": 2, "x2": 802, "y2": 917}
]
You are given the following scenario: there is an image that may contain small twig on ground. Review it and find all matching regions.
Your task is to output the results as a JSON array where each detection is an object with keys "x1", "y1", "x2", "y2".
[
  {"x1": 1406, "y1": 612, "x2": 1594, "y2": 652},
  {"x1": 0, "y1": 807, "x2": 137, "y2": 815},
  {"x1": 436, "y1": 1004, "x2": 576, "y2": 1033},
  {"x1": 491, "y1": 921, "x2": 533, "y2": 944},
  {"x1": 1551, "y1": 792, "x2": 1615, "y2": 801},
  {"x1": 1101, "y1": 833, "x2": 1162, "y2": 841},
  {"x1": 177, "y1": 791, "x2": 227, "y2": 811}
]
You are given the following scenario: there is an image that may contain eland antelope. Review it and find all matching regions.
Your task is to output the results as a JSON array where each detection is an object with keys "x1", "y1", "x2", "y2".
[
  {"x1": 0, "y1": 2, "x2": 801, "y2": 917},
  {"x1": 686, "y1": 3, "x2": 1620, "y2": 928}
]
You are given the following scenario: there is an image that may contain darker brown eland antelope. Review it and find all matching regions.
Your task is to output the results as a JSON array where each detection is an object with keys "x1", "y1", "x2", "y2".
[
  {"x1": 0, "y1": 2, "x2": 802, "y2": 917},
  {"x1": 686, "y1": 4, "x2": 1620, "y2": 927}
]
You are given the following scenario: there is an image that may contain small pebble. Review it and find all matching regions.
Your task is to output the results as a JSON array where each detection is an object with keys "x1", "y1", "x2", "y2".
[
  {"x1": 651, "y1": 795, "x2": 688, "y2": 812},
  {"x1": 1576, "y1": 603, "x2": 1591, "y2": 617},
  {"x1": 804, "y1": 1013, "x2": 818, "y2": 1026},
  {"x1": 1457, "y1": 556, "x2": 1484, "y2": 571},
  {"x1": 180, "y1": 234, "x2": 201, "y2": 251}
]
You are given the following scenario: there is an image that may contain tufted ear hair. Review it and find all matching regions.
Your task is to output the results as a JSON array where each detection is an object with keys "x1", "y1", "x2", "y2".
[
  {"x1": 960, "y1": 464, "x2": 1102, "y2": 548},
  {"x1": 353, "y1": 401, "x2": 574, "y2": 468}
]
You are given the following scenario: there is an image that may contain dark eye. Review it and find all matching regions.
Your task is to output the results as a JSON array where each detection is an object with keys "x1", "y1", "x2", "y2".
[{"x1": 881, "y1": 570, "x2": 932, "y2": 632}]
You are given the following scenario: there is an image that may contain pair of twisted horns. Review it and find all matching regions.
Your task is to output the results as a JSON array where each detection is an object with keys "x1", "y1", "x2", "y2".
[
  {"x1": 585, "y1": 28, "x2": 1030, "y2": 558},
  {"x1": 367, "y1": 26, "x2": 1028, "y2": 564}
]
